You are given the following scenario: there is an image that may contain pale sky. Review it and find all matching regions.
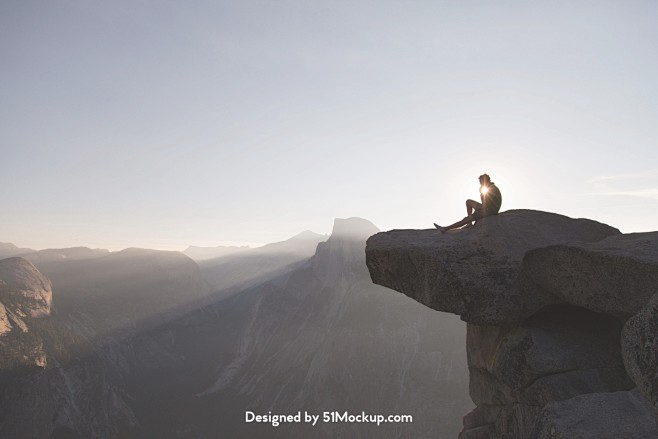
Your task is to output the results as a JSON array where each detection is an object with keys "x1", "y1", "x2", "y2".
[{"x1": 2, "y1": 0, "x2": 657, "y2": 251}]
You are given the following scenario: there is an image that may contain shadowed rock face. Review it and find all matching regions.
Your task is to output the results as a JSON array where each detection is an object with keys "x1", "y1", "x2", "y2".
[
  {"x1": 469, "y1": 306, "x2": 632, "y2": 406},
  {"x1": 623, "y1": 292, "x2": 658, "y2": 412},
  {"x1": 529, "y1": 390, "x2": 658, "y2": 439},
  {"x1": 365, "y1": 210, "x2": 658, "y2": 439}
]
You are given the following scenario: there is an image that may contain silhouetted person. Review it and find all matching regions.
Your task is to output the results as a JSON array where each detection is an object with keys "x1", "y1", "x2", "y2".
[{"x1": 434, "y1": 173, "x2": 502, "y2": 233}]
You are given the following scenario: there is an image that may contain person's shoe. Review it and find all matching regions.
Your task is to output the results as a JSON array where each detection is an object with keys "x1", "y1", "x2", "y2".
[{"x1": 433, "y1": 223, "x2": 447, "y2": 233}]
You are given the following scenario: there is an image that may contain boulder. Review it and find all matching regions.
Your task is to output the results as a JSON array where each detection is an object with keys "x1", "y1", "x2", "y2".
[
  {"x1": 521, "y1": 232, "x2": 658, "y2": 319},
  {"x1": 366, "y1": 210, "x2": 619, "y2": 326},
  {"x1": 623, "y1": 292, "x2": 658, "y2": 411}
]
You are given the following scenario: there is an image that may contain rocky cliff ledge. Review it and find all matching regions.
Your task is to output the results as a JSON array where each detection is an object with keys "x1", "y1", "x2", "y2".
[{"x1": 366, "y1": 209, "x2": 658, "y2": 439}]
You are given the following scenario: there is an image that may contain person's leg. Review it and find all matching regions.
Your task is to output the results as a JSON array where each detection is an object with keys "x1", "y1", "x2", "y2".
[
  {"x1": 466, "y1": 199, "x2": 480, "y2": 217},
  {"x1": 435, "y1": 215, "x2": 474, "y2": 233},
  {"x1": 434, "y1": 199, "x2": 481, "y2": 233}
]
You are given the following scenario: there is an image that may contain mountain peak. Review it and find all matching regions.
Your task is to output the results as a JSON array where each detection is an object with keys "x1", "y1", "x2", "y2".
[
  {"x1": 330, "y1": 217, "x2": 379, "y2": 240},
  {"x1": 288, "y1": 230, "x2": 326, "y2": 241}
]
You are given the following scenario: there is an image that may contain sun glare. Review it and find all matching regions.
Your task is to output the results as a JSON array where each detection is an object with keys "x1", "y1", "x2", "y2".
[{"x1": 481, "y1": 186, "x2": 489, "y2": 195}]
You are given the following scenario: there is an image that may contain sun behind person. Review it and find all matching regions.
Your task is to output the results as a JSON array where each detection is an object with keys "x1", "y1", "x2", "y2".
[{"x1": 434, "y1": 173, "x2": 502, "y2": 233}]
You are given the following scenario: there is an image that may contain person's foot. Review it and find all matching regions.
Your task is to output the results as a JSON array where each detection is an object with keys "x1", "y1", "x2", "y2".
[{"x1": 433, "y1": 223, "x2": 447, "y2": 233}]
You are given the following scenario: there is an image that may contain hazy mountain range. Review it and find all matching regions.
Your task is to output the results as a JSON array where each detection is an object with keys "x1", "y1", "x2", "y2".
[
  {"x1": 183, "y1": 245, "x2": 251, "y2": 261},
  {"x1": 0, "y1": 219, "x2": 470, "y2": 438},
  {"x1": 196, "y1": 230, "x2": 328, "y2": 299},
  {"x1": 0, "y1": 242, "x2": 36, "y2": 260}
]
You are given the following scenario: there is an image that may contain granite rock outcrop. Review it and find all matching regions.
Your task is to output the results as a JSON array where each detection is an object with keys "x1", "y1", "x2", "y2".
[
  {"x1": 366, "y1": 210, "x2": 658, "y2": 438},
  {"x1": 522, "y1": 232, "x2": 658, "y2": 319},
  {"x1": 0, "y1": 257, "x2": 52, "y2": 323}
]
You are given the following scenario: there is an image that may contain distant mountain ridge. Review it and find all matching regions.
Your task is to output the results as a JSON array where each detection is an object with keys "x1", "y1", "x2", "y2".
[
  {"x1": 246, "y1": 230, "x2": 327, "y2": 254},
  {"x1": 183, "y1": 244, "x2": 250, "y2": 261},
  {"x1": 0, "y1": 219, "x2": 470, "y2": 438},
  {"x1": 0, "y1": 242, "x2": 35, "y2": 259},
  {"x1": 198, "y1": 230, "x2": 328, "y2": 297},
  {"x1": 31, "y1": 247, "x2": 207, "y2": 336}
]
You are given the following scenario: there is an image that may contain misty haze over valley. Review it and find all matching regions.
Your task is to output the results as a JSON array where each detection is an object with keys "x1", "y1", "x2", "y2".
[{"x1": 0, "y1": 218, "x2": 471, "y2": 438}]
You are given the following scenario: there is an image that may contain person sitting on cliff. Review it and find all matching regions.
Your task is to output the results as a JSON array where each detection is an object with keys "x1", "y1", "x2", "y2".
[{"x1": 434, "y1": 173, "x2": 502, "y2": 233}]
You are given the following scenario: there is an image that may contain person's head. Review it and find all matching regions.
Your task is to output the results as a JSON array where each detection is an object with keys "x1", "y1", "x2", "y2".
[{"x1": 478, "y1": 173, "x2": 491, "y2": 186}]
